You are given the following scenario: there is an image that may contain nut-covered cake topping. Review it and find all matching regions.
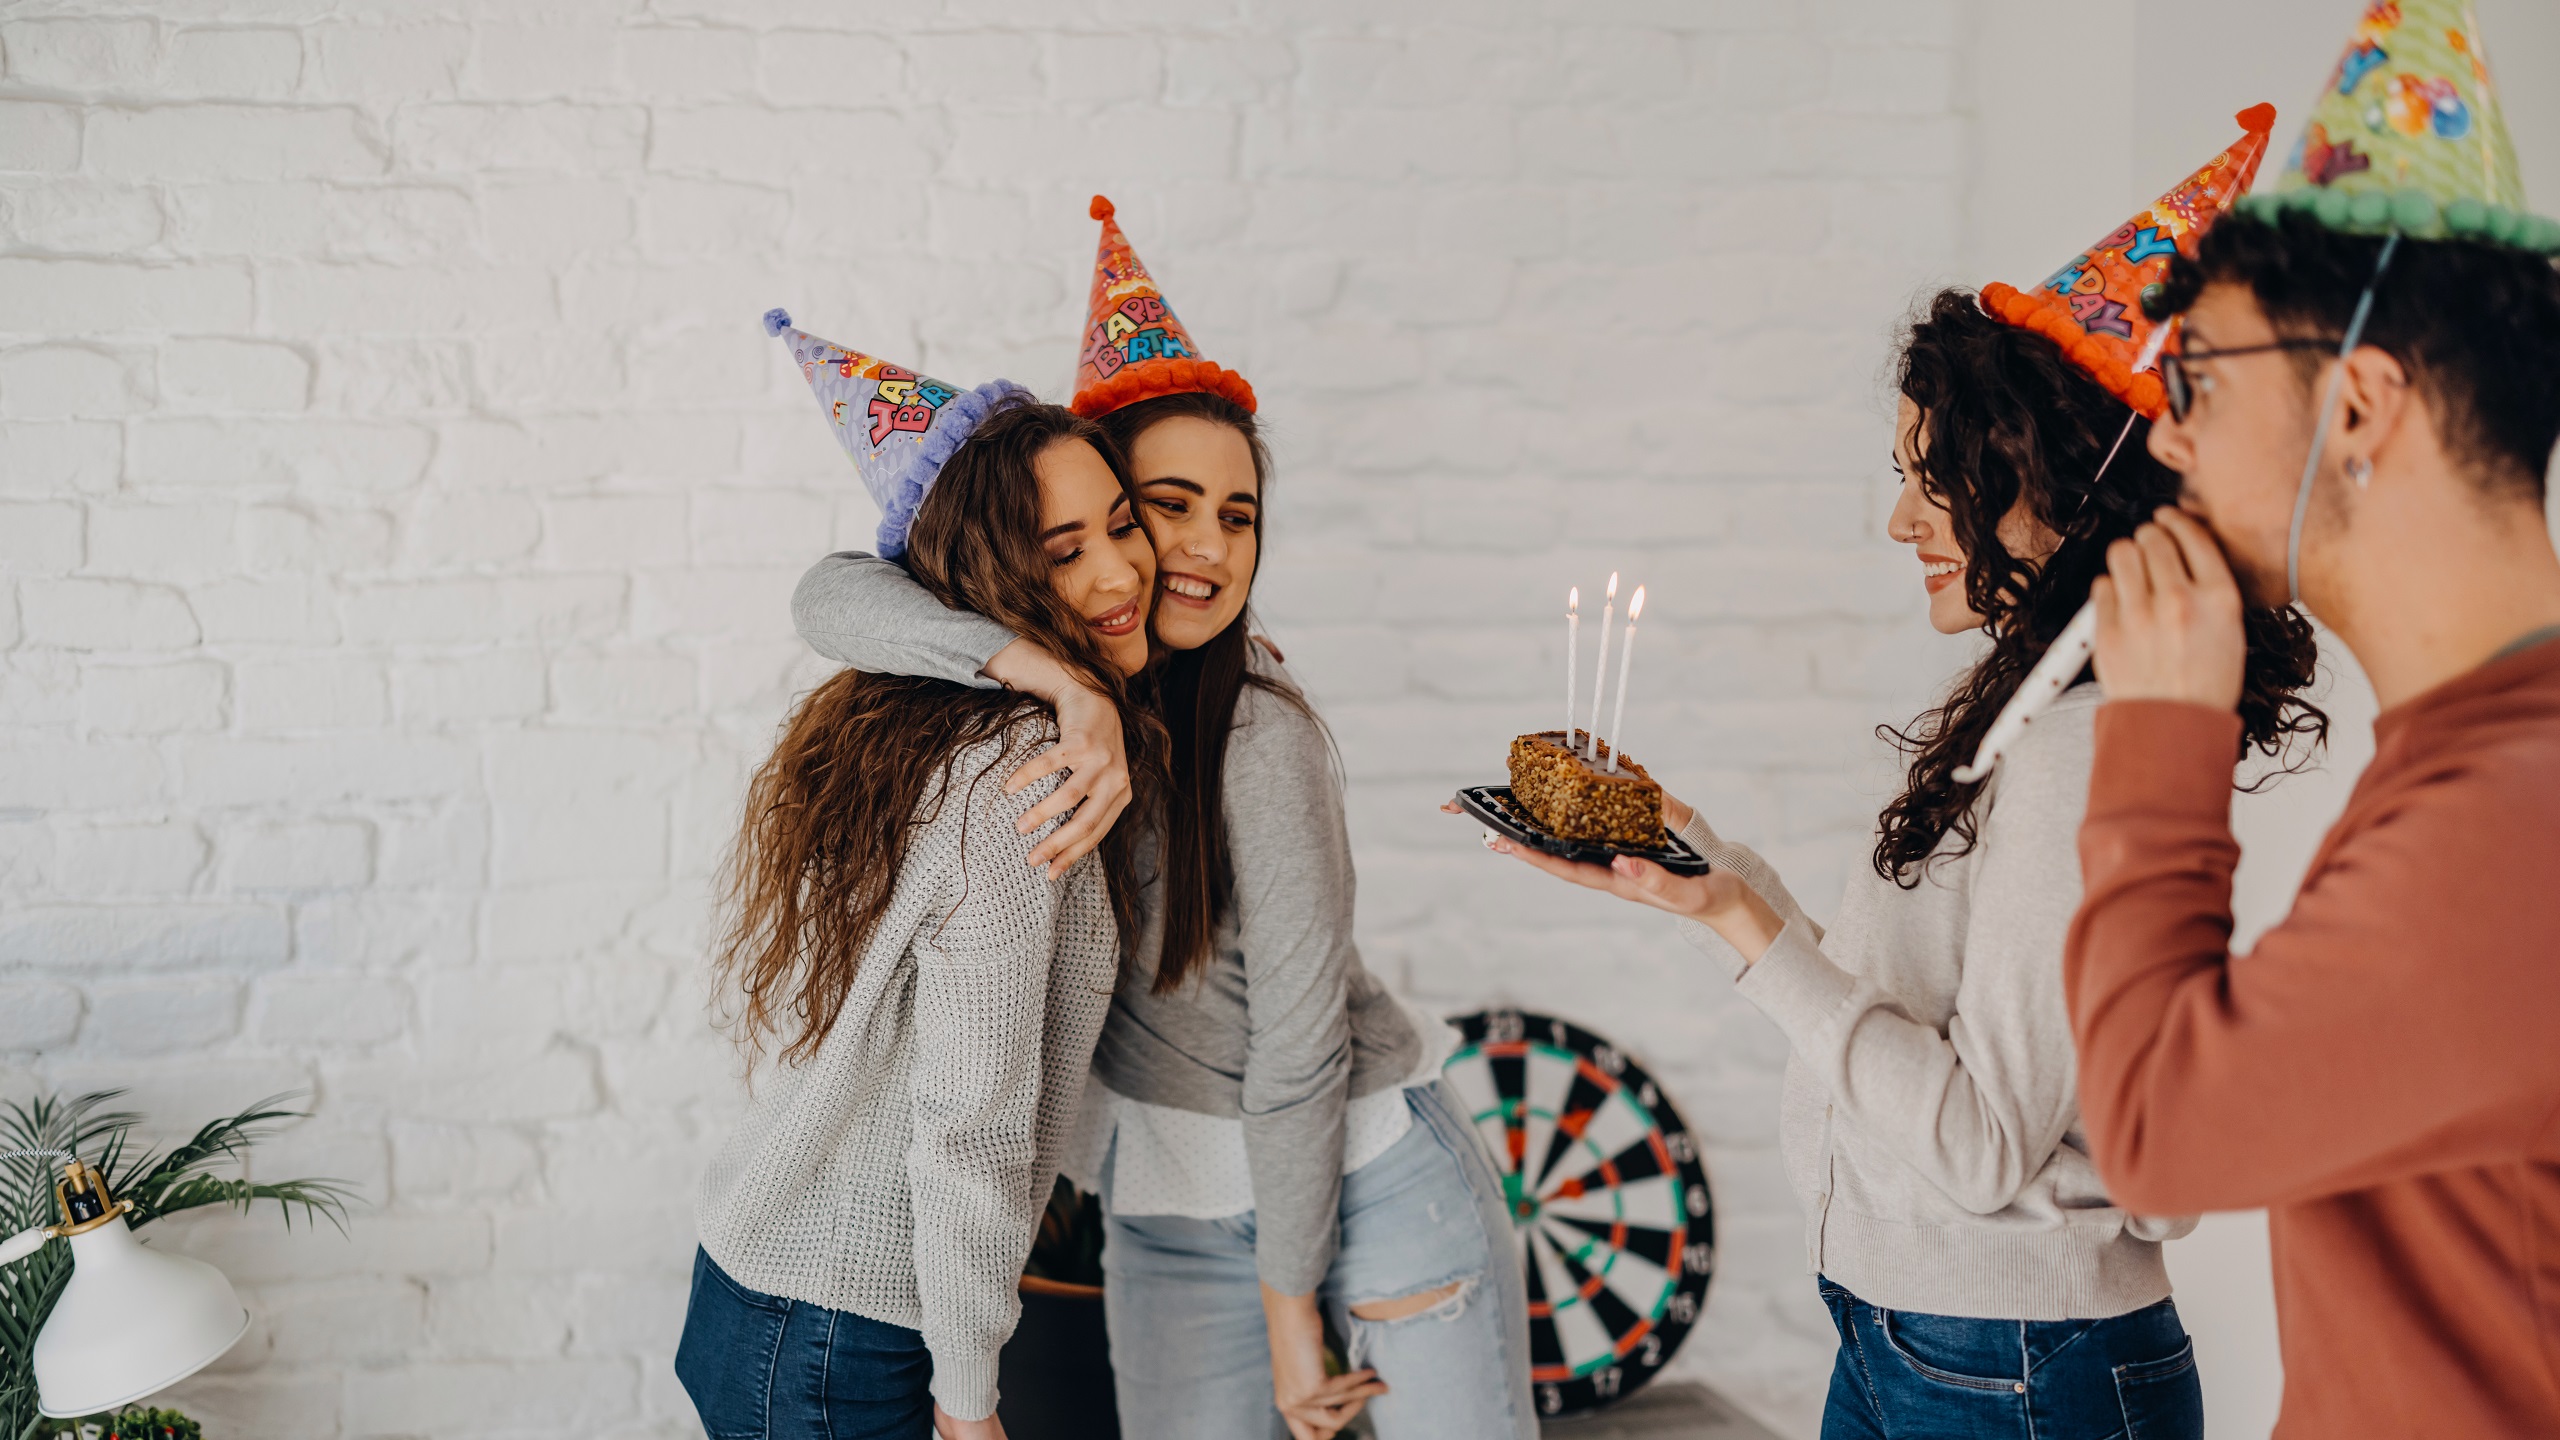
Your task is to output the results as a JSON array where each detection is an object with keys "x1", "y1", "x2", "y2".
[{"x1": 1506, "y1": 730, "x2": 1665, "y2": 847}]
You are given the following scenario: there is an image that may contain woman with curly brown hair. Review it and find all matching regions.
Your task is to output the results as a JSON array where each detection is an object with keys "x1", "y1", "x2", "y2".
[
  {"x1": 679, "y1": 382, "x2": 1167, "y2": 1440},
  {"x1": 1491, "y1": 283, "x2": 2329, "y2": 1439}
]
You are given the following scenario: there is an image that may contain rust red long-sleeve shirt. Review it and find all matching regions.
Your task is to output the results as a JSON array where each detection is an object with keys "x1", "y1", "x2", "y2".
[{"x1": 2066, "y1": 639, "x2": 2560, "y2": 1438}]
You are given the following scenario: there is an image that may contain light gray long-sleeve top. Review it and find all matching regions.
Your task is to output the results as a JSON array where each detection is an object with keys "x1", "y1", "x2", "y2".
[
  {"x1": 791, "y1": 553, "x2": 1422, "y2": 1295},
  {"x1": 696, "y1": 720, "x2": 1115, "y2": 1421},
  {"x1": 1677, "y1": 683, "x2": 2195, "y2": 1321}
]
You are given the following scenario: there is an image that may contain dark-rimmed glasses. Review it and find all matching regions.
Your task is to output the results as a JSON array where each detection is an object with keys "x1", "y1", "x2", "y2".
[{"x1": 2160, "y1": 339, "x2": 2345, "y2": 422}]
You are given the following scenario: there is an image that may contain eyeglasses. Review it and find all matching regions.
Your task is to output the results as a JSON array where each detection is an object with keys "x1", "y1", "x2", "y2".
[{"x1": 2160, "y1": 339, "x2": 2345, "y2": 422}]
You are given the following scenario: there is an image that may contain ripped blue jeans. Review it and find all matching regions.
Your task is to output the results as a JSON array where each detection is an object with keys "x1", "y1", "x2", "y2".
[{"x1": 1100, "y1": 1080, "x2": 1536, "y2": 1440}]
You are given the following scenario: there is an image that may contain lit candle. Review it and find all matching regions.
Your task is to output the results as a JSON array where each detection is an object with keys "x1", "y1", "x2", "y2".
[
  {"x1": 1607, "y1": 585, "x2": 1646, "y2": 773},
  {"x1": 1585, "y1": 572, "x2": 1618, "y2": 760},
  {"x1": 1565, "y1": 586, "x2": 1580, "y2": 746}
]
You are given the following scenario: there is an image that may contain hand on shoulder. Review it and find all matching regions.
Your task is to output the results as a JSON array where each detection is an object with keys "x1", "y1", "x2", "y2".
[{"x1": 983, "y1": 639, "x2": 1133, "y2": 881}]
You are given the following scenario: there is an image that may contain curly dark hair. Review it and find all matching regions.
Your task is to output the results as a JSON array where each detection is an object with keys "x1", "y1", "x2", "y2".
[{"x1": 1872, "y1": 289, "x2": 2329, "y2": 885}]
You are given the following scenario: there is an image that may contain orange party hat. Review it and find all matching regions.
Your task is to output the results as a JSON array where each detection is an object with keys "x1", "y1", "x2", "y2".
[
  {"x1": 1071, "y1": 195, "x2": 1256, "y2": 418},
  {"x1": 1981, "y1": 104, "x2": 2278, "y2": 417}
]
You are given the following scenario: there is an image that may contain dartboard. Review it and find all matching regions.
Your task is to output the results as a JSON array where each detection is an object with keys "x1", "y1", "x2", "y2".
[{"x1": 1440, "y1": 1009, "x2": 1714, "y2": 1419}]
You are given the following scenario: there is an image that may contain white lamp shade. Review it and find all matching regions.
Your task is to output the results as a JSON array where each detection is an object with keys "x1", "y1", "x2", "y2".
[{"x1": 34, "y1": 1218, "x2": 249, "y2": 1418}]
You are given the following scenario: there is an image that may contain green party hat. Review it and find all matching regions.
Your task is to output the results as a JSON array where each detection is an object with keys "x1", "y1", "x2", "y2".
[{"x1": 2240, "y1": 0, "x2": 2559, "y2": 252}]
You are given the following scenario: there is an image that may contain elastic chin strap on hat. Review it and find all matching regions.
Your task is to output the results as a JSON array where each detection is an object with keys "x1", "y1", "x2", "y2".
[
  {"x1": 2091, "y1": 411, "x2": 2139, "y2": 487},
  {"x1": 2070, "y1": 320, "x2": 2173, "y2": 520},
  {"x1": 2285, "y1": 232, "x2": 2402, "y2": 608}
]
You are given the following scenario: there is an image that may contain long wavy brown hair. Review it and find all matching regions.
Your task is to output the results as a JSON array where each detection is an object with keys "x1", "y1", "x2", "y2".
[
  {"x1": 1094, "y1": 390, "x2": 1322, "y2": 993},
  {"x1": 1874, "y1": 289, "x2": 2328, "y2": 885},
  {"x1": 717, "y1": 398, "x2": 1171, "y2": 1067}
]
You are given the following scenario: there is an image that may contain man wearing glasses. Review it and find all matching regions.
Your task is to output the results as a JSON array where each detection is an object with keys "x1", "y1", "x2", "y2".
[{"x1": 2051, "y1": 30, "x2": 2560, "y2": 1436}]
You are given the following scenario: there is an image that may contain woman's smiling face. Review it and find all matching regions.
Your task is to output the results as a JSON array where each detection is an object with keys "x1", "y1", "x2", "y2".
[
  {"x1": 1128, "y1": 414, "x2": 1260, "y2": 652},
  {"x1": 1887, "y1": 396, "x2": 2063, "y2": 635},
  {"x1": 1033, "y1": 436, "x2": 1157, "y2": 676}
]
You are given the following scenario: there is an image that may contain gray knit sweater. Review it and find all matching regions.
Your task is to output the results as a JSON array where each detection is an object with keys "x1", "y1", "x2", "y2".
[
  {"x1": 696, "y1": 720, "x2": 1116, "y2": 1422},
  {"x1": 1678, "y1": 683, "x2": 2194, "y2": 1320},
  {"x1": 791, "y1": 553, "x2": 1422, "y2": 1295}
]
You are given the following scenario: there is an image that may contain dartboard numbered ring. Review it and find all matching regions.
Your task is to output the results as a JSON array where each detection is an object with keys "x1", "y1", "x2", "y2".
[{"x1": 1440, "y1": 1009, "x2": 1714, "y2": 1419}]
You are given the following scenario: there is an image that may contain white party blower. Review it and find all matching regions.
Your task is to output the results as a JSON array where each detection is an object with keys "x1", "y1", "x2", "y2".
[{"x1": 1951, "y1": 600, "x2": 2098, "y2": 784}]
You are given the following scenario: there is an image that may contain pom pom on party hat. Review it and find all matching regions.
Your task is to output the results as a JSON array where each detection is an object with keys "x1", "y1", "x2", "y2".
[
  {"x1": 1071, "y1": 195, "x2": 1256, "y2": 418},
  {"x1": 2237, "y1": 0, "x2": 2559, "y2": 253},
  {"x1": 762, "y1": 308, "x2": 1028, "y2": 559},
  {"x1": 1980, "y1": 105, "x2": 2278, "y2": 419}
]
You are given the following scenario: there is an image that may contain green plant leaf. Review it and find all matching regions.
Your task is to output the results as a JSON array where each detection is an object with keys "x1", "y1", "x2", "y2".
[
  {"x1": 146, "y1": 1177, "x2": 353, "y2": 1234},
  {"x1": 103, "y1": 1094, "x2": 316, "y2": 1224}
]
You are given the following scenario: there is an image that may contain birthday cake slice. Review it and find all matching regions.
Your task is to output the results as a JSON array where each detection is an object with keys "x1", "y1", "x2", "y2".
[{"x1": 1506, "y1": 730, "x2": 1665, "y2": 847}]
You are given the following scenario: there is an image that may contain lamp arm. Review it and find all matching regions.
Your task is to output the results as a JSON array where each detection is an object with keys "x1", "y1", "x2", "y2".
[
  {"x1": 0, "y1": 1226, "x2": 51, "y2": 1267},
  {"x1": 1, "y1": 1149, "x2": 79, "y2": 1266}
]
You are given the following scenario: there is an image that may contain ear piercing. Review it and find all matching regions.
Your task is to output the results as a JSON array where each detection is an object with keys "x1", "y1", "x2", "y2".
[{"x1": 2346, "y1": 456, "x2": 2374, "y2": 488}]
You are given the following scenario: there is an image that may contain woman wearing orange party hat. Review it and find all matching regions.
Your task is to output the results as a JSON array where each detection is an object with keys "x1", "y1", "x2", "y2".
[
  {"x1": 789, "y1": 199, "x2": 1536, "y2": 1440},
  {"x1": 1483, "y1": 109, "x2": 2329, "y2": 1440}
]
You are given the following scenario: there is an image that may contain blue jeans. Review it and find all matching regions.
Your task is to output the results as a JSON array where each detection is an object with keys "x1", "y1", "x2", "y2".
[
  {"x1": 1817, "y1": 1278, "x2": 2203, "y2": 1440},
  {"x1": 675, "y1": 1248, "x2": 935, "y2": 1440},
  {"x1": 1101, "y1": 1081, "x2": 1537, "y2": 1440}
]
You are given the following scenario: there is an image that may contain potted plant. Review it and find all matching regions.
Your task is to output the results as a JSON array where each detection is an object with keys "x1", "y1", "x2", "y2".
[
  {"x1": 1, "y1": 1092, "x2": 351, "y2": 1440},
  {"x1": 48, "y1": 1407, "x2": 199, "y2": 1440},
  {"x1": 996, "y1": 1178, "x2": 1118, "y2": 1440}
]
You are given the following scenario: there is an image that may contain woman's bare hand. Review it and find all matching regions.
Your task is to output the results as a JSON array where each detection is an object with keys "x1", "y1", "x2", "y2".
[
  {"x1": 1263, "y1": 1283, "x2": 1386, "y2": 1440},
  {"x1": 1006, "y1": 685, "x2": 1132, "y2": 879},
  {"x1": 985, "y1": 638, "x2": 1134, "y2": 879},
  {"x1": 1277, "y1": 1369, "x2": 1390, "y2": 1440},
  {"x1": 1443, "y1": 799, "x2": 1787, "y2": 965}
]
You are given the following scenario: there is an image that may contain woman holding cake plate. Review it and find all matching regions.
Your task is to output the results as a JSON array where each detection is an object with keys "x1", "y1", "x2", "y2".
[
  {"x1": 1485, "y1": 114, "x2": 2331, "y2": 1437},
  {"x1": 788, "y1": 199, "x2": 1536, "y2": 1440}
]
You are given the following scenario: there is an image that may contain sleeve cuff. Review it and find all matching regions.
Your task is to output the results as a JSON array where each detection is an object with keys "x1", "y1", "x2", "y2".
[
  {"x1": 1257, "y1": 1239, "x2": 1335, "y2": 1299},
  {"x1": 1250, "y1": 1166, "x2": 1339, "y2": 1291},
  {"x1": 1677, "y1": 918, "x2": 1750, "y2": 982},
  {"x1": 1733, "y1": 918, "x2": 1857, "y2": 1041},
  {"x1": 2089, "y1": 701, "x2": 2241, "y2": 822},
  {"x1": 930, "y1": 1351, "x2": 1001, "y2": 1423},
  {"x1": 959, "y1": 638, "x2": 1014, "y2": 687}
]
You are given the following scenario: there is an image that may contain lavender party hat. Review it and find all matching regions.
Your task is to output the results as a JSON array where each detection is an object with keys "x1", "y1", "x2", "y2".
[{"x1": 763, "y1": 309, "x2": 1029, "y2": 558}]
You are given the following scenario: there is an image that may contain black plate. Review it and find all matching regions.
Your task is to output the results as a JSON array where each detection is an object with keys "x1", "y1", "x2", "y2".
[{"x1": 1453, "y1": 785, "x2": 1712, "y2": 876}]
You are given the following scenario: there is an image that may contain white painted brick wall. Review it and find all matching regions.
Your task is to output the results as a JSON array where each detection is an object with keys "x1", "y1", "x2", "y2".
[{"x1": 1, "y1": 3, "x2": 1981, "y2": 1435}]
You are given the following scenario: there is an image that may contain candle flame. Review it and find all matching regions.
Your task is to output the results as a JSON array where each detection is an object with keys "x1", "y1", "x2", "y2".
[
  {"x1": 1568, "y1": 585, "x2": 1578, "y2": 615},
  {"x1": 1605, "y1": 571, "x2": 1620, "y2": 600},
  {"x1": 1627, "y1": 585, "x2": 1646, "y2": 621}
]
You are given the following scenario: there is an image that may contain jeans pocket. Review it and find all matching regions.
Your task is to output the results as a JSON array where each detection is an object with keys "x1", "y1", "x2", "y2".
[
  {"x1": 675, "y1": 1250, "x2": 790, "y2": 1440},
  {"x1": 1875, "y1": 1308, "x2": 2023, "y2": 1393},
  {"x1": 1337, "y1": 1115, "x2": 1491, "y2": 1288},
  {"x1": 2113, "y1": 1337, "x2": 2204, "y2": 1440},
  {"x1": 704, "y1": 1253, "x2": 792, "y2": 1314}
]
